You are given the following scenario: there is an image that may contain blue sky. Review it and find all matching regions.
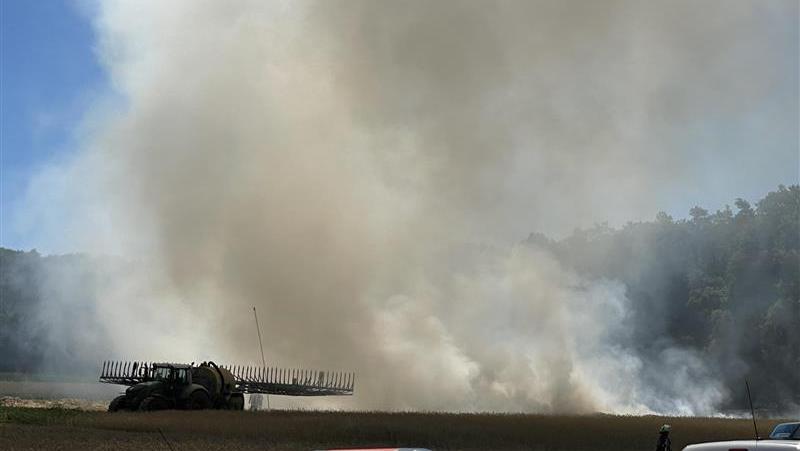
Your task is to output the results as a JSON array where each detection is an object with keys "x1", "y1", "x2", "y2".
[{"x1": 1, "y1": 0, "x2": 107, "y2": 251}]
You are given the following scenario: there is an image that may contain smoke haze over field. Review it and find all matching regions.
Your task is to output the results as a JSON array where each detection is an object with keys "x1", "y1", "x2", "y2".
[{"x1": 12, "y1": 0, "x2": 799, "y2": 413}]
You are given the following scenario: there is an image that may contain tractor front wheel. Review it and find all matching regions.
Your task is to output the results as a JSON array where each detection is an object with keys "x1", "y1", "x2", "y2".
[
  {"x1": 227, "y1": 393, "x2": 244, "y2": 410},
  {"x1": 139, "y1": 396, "x2": 169, "y2": 412},
  {"x1": 187, "y1": 390, "x2": 211, "y2": 410},
  {"x1": 108, "y1": 395, "x2": 128, "y2": 412}
]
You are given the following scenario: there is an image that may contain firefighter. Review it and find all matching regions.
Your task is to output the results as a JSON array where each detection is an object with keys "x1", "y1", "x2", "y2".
[{"x1": 656, "y1": 424, "x2": 672, "y2": 451}]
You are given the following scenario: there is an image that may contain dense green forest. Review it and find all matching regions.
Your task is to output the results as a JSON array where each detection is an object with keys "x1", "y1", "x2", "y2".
[
  {"x1": 0, "y1": 185, "x2": 797, "y2": 411},
  {"x1": 528, "y1": 184, "x2": 799, "y2": 411}
]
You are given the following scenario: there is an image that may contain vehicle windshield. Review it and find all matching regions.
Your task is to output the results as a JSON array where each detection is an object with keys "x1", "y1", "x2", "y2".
[
  {"x1": 152, "y1": 366, "x2": 173, "y2": 381},
  {"x1": 769, "y1": 422, "x2": 800, "y2": 439}
]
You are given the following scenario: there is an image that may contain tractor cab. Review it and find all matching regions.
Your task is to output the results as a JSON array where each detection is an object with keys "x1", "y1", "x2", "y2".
[{"x1": 151, "y1": 364, "x2": 191, "y2": 385}]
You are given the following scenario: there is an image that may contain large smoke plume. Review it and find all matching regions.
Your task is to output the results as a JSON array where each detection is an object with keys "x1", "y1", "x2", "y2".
[{"x1": 17, "y1": 0, "x2": 797, "y2": 413}]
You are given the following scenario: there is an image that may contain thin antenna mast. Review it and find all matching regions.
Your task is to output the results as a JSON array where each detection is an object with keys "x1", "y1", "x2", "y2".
[
  {"x1": 253, "y1": 306, "x2": 270, "y2": 410},
  {"x1": 745, "y1": 379, "x2": 759, "y2": 440}
]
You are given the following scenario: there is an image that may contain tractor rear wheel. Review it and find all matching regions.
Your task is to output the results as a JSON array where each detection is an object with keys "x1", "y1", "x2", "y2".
[
  {"x1": 187, "y1": 390, "x2": 211, "y2": 410},
  {"x1": 139, "y1": 396, "x2": 168, "y2": 412},
  {"x1": 108, "y1": 395, "x2": 127, "y2": 412}
]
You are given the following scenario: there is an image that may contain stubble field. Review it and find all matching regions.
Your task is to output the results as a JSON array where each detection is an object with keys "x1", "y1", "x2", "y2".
[{"x1": 0, "y1": 406, "x2": 786, "y2": 451}]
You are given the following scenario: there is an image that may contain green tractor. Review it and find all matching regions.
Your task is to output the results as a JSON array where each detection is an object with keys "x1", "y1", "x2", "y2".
[
  {"x1": 100, "y1": 360, "x2": 355, "y2": 412},
  {"x1": 105, "y1": 361, "x2": 244, "y2": 411}
]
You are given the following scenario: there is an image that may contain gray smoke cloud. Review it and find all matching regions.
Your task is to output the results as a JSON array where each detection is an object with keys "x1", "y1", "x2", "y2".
[{"x1": 17, "y1": 0, "x2": 797, "y2": 413}]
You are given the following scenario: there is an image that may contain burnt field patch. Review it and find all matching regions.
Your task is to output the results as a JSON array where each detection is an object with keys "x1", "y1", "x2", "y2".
[{"x1": 0, "y1": 407, "x2": 785, "y2": 450}]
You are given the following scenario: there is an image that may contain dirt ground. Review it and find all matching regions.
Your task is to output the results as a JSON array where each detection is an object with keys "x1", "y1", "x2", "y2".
[{"x1": 0, "y1": 407, "x2": 788, "y2": 451}]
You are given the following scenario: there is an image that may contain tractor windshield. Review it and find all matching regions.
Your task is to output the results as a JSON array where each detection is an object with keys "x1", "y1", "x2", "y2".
[{"x1": 152, "y1": 366, "x2": 174, "y2": 381}]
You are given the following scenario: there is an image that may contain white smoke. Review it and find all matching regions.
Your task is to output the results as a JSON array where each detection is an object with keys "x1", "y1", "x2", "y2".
[{"x1": 16, "y1": 0, "x2": 795, "y2": 413}]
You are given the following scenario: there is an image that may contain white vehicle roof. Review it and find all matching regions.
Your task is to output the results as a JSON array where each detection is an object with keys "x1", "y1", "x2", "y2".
[
  {"x1": 683, "y1": 440, "x2": 800, "y2": 451},
  {"x1": 682, "y1": 422, "x2": 800, "y2": 451}
]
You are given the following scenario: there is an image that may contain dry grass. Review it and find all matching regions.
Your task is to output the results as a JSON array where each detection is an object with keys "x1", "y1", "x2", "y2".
[{"x1": 0, "y1": 406, "x2": 787, "y2": 450}]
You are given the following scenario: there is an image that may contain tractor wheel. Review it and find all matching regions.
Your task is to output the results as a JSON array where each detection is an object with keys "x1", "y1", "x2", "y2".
[
  {"x1": 108, "y1": 395, "x2": 128, "y2": 412},
  {"x1": 187, "y1": 390, "x2": 211, "y2": 410},
  {"x1": 227, "y1": 393, "x2": 244, "y2": 410},
  {"x1": 139, "y1": 396, "x2": 169, "y2": 412}
]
